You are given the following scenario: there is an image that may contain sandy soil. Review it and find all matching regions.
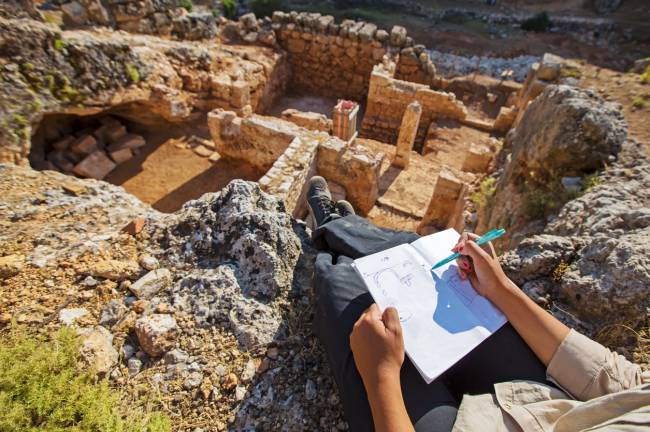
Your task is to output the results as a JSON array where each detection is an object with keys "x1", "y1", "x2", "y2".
[{"x1": 106, "y1": 125, "x2": 264, "y2": 213}]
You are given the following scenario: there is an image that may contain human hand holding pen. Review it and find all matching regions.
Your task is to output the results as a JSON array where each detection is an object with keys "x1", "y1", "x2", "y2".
[{"x1": 451, "y1": 232, "x2": 510, "y2": 301}]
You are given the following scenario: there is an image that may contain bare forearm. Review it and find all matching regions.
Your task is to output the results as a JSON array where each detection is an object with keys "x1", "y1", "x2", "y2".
[
  {"x1": 491, "y1": 277, "x2": 570, "y2": 366},
  {"x1": 366, "y1": 375, "x2": 415, "y2": 432}
]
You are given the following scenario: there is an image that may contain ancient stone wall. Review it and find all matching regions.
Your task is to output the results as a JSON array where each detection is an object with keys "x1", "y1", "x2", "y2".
[
  {"x1": 265, "y1": 12, "x2": 435, "y2": 101},
  {"x1": 60, "y1": 0, "x2": 217, "y2": 40},
  {"x1": 207, "y1": 109, "x2": 384, "y2": 215},
  {"x1": 259, "y1": 136, "x2": 320, "y2": 218},
  {"x1": 360, "y1": 63, "x2": 468, "y2": 147},
  {"x1": 317, "y1": 138, "x2": 384, "y2": 215}
]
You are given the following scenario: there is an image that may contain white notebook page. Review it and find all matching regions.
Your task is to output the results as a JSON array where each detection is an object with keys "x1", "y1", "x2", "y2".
[{"x1": 353, "y1": 229, "x2": 506, "y2": 383}]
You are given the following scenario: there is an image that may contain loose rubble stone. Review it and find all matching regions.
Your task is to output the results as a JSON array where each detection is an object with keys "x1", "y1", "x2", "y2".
[
  {"x1": 128, "y1": 357, "x2": 142, "y2": 376},
  {"x1": 129, "y1": 268, "x2": 172, "y2": 299},
  {"x1": 235, "y1": 386, "x2": 247, "y2": 401},
  {"x1": 138, "y1": 254, "x2": 159, "y2": 271},
  {"x1": 135, "y1": 314, "x2": 178, "y2": 357},
  {"x1": 184, "y1": 371, "x2": 203, "y2": 390},
  {"x1": 86, "y1": 259, "x2": 140, "y2": 281},
  {"x1": 164, "y1": 348, "x2": 190, "y2": 364},
  {"x1": 241, "y1": 359, "x2": 257, "y2": 382},
  {"x1": 121, "y1": 343, "x2": 136, "y2": 359},
  {"x1": 72, "y1": 151, "x2": 116, "y2": 180},
  {"x1": 99, "y1": 299, "x2": 128, "y2": 327},
  {"x1": 0, "y1": 254, "x2": 23, "y2": 279},
  {"x1": 78, "y1": 326, "x2": 119, "y2": 377},
  {"x1": 59, "y1": 307, "x2": 89, "y2": 326}
]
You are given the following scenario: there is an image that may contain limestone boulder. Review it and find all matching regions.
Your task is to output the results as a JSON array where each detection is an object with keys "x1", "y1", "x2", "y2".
[
  {"x1": 507, "y1": 85, "x2": 627, "y2": 178},
  {"x1": 148, "y1": 180, "x2": 301, "y2": 300},
  {"x1": 500, "y1": 159, "x2": 650, "y2": 332}
]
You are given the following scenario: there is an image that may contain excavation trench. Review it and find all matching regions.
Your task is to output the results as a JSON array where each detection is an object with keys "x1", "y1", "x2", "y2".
[{"x1": 29, "y1": 107, "x2": 264, "y2": 213}]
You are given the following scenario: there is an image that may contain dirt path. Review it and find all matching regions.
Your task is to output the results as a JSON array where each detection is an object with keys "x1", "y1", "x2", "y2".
[{"x1": 578, "y1": 65, "x2": 650, "y2": 156}]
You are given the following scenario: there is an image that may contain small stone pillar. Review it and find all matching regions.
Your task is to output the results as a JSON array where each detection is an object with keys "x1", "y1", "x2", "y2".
[
  {"x1": 393, "y1": 101, "x2": 422, "y2": 169},
  {"x1": 418, "y1": 169, "x2": 466, "y2": 233},
  {"x1": 332, "y1": 100, "x2": 359, "y2": 142},
  {"x1": 461, "y1": 143, "x2": 492, "y2": 173}
]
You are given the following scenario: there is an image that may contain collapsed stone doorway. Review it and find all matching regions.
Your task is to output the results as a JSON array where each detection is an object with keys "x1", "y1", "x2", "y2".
[{"x1": 29, "y1": 107, "x2": 264, "y2": 213}]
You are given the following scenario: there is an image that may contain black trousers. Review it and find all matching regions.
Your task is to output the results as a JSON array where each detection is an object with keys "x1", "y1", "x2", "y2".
[{"x1": 312, "y1": 215, "x2": 552, "y2": 432}]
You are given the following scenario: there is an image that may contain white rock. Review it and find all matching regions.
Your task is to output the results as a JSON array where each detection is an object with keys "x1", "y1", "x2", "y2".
[
  {"x1": 59, "y1": 307, "x2": 88, "y2": 326},
  {"x1": 240, "y1": 359, "x2": 256, "y2": 382},
  {"x1": 129, "y1": 268, "x2": 172, "y2": 299},
  {"x1": 138, "y1": 254, "x2": 159, "y2": 271},
  {"x1": 305, "y1": 379, "x2": 317, "y2": 400},
  {"x1": 77, "y1": 326, "x2": 118, "y2": 376},
  {"x1": 235, "y1": 385, "x2": 247, "y2": 401},
  {"x1": 128, "y1": 357, "x2": 142, "y2": 376}
]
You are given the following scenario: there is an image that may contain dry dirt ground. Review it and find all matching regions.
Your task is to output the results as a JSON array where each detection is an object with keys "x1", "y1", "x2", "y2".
[
  {"x1": 579, "y1": 64, "x2": 650, "y2": 156},
  {"x1": 105, "y1": 122, "x2": 264, "y2": 213}
]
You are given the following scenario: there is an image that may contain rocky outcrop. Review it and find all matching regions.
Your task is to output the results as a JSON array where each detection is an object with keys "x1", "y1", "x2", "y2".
[
  {"x1": 481, "y1": 84, "x2": 628, "y2": 245},
  {"x1": 501, "y1": 142, "x2": 650, "y2": 334},
  {"x1": 0, "y1": 163, "x2": 344, "y2": 429},
  {"x1": 0, "y1": 16, "x2": 288, "y2": 164}
]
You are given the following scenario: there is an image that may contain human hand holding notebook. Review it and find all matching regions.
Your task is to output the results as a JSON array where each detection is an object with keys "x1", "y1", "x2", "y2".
[{"x1": 352, "y1": 228, "x2": 507, "y2": 383}]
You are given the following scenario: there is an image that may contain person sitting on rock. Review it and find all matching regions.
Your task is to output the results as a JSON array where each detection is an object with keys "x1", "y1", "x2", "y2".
[{"x1": 305, "y1": 175, "x2": 650, "y2": 432}]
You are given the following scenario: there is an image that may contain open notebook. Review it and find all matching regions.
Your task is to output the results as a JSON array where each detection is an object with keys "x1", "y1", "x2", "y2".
[{"x1": 352, "y1": 228, "x2": 507, "y2": 383}]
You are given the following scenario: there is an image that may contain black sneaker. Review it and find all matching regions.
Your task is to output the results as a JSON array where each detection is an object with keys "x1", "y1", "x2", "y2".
[
  {"x1": 335, "y1": 200, "x2": 355, "y2": 217},
  {"x1": 307, "y1": 176, "x2": 336, "y2": 227}
]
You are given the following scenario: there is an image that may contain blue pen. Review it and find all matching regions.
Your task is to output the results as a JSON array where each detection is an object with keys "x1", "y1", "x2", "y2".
[{"x1": 431, "y1": 228, "x2": 506, "y2": 270}]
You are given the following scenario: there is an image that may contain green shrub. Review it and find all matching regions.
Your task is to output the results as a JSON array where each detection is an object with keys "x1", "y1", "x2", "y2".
[
  {"x1": 641, "y1": 66, "x2": 650, "y2": 84},
  {"x1": 251, "y1": 0, "x2": 285, "y2": 18},
  {"x1": 0, "y1": 326, "x2": 171, "y2": 432},
  {"x1": 126, "y1": 63, "x2": 140, "y2": 84},
  {"x1": 53, "y1": 38, "x2": 66, "y2": 51},
  {"x1": 581, "y1": 172, "x2": 601, "y2": 192},
  {"x1": 470, "y1": 177, "x2": 497, "y2": 208},
  {"x1": 632, "y1": 97, "x2": 645, "y2": 109},
  {"x1": 222, "y1": 0, "x2": 237, "y2": 19},
  {"x1": 179, "y1": 0, "x2": 193, "y2": 12},
  {"x1": 521, "y1": 11, "x2": 552, "y2": 32}
]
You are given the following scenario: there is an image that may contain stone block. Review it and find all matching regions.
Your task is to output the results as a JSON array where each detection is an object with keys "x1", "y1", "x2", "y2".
[
  {"x1": 419, "y1": 169, "x2": 465, "y2": 231},
  {"x1": 375, "y1": 29, "x2": 389, "y2": 42},
  {"x1": 493, "y1": 106, "x2": 517, "y2": 132},
  {"x1": 106, "y1": 134, "x2": 146, "y2": 152},
  {"x1": 281, "y1": 108, "x2": 331, "y2": 133},
  {"x1": 130, "y1": 268, "x2": 172, "y2": 299},
  {"x1": 537, "y1": 53, "x2": 564, "y2": 81},
  {"x1": 109, "y1": 147, "x2": 133, "y2": 164},
  {"x1": 72, "y1": 150, "x2": 116, "y2": 179},
  {"x1": 389, "y1": 25, "x2": 407, "y2": 47},
  {"x1": 52, "y1": 136, "x2": 75, "y2": 151},
  {"x1": 135, "y1": 314, "x2": 177, "y2": 357},
  {"x1": 462, "y1": 144, "x2": 492, "y2": 173},
  {"x1": 359, "y1": 23, "x2": 377, "y2": 42},
  {"x1": 193, "y1": 145, "x2": 213, "y2": 157},
  {"x1": 47, "y1": 150, "x2": 75, "y2": 172},
  {"x1": 104, "y1": 123, "x2": 128, "y2": 143},
  {"x1": 61, "y1": 1, "x2": 88, "y2": 26},
  {"x1": 393, "y1": 101, "x2": 422, "y2": 169},
  {"x1": 70, "y1": 134, "x2": 98, "y2": 156}
]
